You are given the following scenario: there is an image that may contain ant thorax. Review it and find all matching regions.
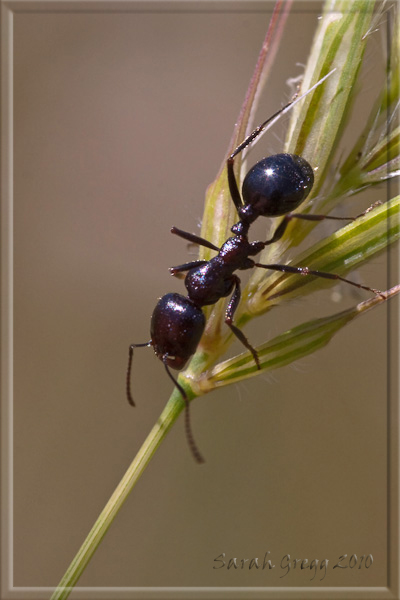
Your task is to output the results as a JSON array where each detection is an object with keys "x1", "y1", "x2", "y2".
[
  {"x1": 184, "y1": 260, "x2": 235, "y2": 307},
  {"x1": 218, "y1": 235, "x2": 254, "y2": 266}
]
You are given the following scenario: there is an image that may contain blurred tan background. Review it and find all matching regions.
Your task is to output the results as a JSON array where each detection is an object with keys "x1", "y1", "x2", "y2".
[{"x1": 12, "y1": 1, "x2": 396, "y2": 592}]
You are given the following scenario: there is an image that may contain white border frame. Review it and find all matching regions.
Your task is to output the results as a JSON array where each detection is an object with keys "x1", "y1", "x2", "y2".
[{"x1": 1, "y1": 1, "x2": 398, "y2": 599}]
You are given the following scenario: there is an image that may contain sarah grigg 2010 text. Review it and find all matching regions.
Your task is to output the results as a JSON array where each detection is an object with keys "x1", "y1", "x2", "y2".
[{"x1": 213, "y1": 552, "x2": 373, "y2": 581}]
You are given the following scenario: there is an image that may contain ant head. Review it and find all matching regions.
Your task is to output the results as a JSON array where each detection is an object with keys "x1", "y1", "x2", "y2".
[
  {"x1": 241, "y1": 153, "x2": 314, "y2": 218},
  {"x1": 150, "y1": 293, "x2": 205, "y2": 370}
]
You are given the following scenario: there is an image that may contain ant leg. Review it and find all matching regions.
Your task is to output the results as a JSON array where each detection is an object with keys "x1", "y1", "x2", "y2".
[
  {"x1": 263, "y1": 215, "x2": 292, "y2": 246},
  {"x1": 162, "y1": 356, "x2": 205, "y2": 465},
  {"x1": 227, "y1": 72, "x2": 337, "y2": 211},
  {"x1": 171, "y1": 227, "x2": 220, "y2": 252},
  {"x1": 127, "y1": 342, "x2": 152, "y2": 406},
  {"x1": 262, "y1": 214, "x2": 353, "y2": 248},
  {"x1": 227, "y1": 157, "x2": 244, "y2": 213},
  {"x1": 169, "y1": 260, "x2": 208, "y2": 276},
  {"x1": 291, "y1": 201, "x2": 382, "y2": 223},
  {"x1": 229, "y1": 101, "x2": 293, "y2": 161},
  {"x1": 263, "y1": 202, "x2": 381, "y2": 247},
  {"x1": 254, "y1": 262, "x2": 383, "y2": 296},
  {"x1": 225, "y1": 275, "x2": 261, "y2": 369},
  {"x1": 227, "y1": 101, "x2": 294, "y2": 214}
]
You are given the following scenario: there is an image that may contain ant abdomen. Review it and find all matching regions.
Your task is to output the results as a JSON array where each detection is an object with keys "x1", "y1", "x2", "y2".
[
  {"x1": 241, "y1": 153, "x2": 314, "y2": 218},
  {"x1": 150, "y1": 293, "x2": 205, "y2": 369}
]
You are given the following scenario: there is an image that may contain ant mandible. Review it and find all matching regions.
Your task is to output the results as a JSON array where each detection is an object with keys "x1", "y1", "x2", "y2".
[{"x1": 127, "y1": 101, "x2": 381, "y2": 464}]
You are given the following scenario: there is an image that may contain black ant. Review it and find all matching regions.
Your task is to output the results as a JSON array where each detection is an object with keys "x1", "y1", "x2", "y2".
[{"x1": 127, "y1": 102, "x2": 381, "y2": 464}]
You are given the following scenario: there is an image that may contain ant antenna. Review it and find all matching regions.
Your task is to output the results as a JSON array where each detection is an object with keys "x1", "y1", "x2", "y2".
[
  {"x1": 162, "y1": 356, "x2": 205, "y2": 464},
  {"x1": 127, "y1": 342, "x2": 151, "y2": 406}
]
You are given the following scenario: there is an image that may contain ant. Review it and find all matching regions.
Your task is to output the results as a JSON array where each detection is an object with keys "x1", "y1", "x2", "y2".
[{"x1": 127, "y1": 101, "x2": 381, "y2": 464}]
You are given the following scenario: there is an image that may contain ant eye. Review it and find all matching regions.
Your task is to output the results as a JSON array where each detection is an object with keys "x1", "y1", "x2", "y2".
[{"x1": 241, "y1": 153, "x2": 314, "y2": 217}]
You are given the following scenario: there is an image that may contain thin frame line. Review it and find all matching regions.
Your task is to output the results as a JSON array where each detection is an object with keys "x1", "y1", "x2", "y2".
[{"x1": 1, "y1": 1, "x2": 397, "y2": 598}]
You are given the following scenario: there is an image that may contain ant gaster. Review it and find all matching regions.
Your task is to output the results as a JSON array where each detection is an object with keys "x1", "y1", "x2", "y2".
[{"x1": 127, "y1": 102, "x2": 381, "y2": 464}]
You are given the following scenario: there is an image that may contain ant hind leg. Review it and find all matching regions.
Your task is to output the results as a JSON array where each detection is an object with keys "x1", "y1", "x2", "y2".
[
  {"x1": 263, "y1": 202, "x2": 382, "y2": 248},
  {"x1": 226, "y1": 101, "x2": 294, "y2": 215},
  {"x1": 254, "y1": 263, "x2": 383, "y2": 297}
]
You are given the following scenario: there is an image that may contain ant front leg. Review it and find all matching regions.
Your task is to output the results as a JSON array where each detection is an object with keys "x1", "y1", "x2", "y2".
[
  {"x1": 169, "y1": 260, "x2": 208, "y2": 277},
  {"x1": 225, "y1": 275, "x2": 261, "y2": 369}
]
